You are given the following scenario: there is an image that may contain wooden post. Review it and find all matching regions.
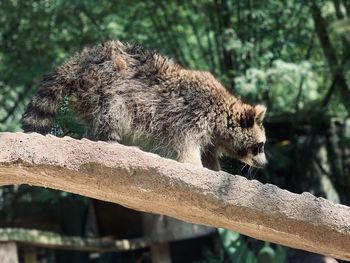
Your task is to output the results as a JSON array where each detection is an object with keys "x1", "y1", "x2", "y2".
[
  {"x1": 0, "y1": 243, "x2": 19, "y2": 263},
  {"x1": 150, "y1": 243, "x2": 171, "y2": 263},
  {"x1": 142, "y1": 213, "x2": 210, "y2": 263},
  {"x1": 142, "y1": 214, "x2": 172, "y2": 263}
]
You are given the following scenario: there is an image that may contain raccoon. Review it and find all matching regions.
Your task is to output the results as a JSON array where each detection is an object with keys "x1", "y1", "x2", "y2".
[{"x1": 21, "y1": 40, "x2": 267, "y2": 171}]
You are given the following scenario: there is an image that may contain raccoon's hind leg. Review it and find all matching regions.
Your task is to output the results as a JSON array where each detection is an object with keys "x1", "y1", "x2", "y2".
[
  {"x1": 86, "y1": 99, "x2": 132, "y2": 143},
  {"x1": 85, "y1": 113, "x2": 125, "y2": 143},
  {"x1": 177, "y1": 142, "x2": 203, "y2": 167},
  {"x1": 86, "y1": 124, "x2": 122, "y2": 142},
  {"x1": 201, "y1": 146, "x2": 221, "y2": 171}
]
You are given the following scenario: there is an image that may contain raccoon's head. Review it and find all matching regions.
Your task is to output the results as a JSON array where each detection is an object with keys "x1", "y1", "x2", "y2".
[{"x1": 220, "y1": 104, "x2": 267, "y2": 168}]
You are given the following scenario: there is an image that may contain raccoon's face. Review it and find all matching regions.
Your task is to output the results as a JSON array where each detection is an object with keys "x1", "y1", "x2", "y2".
[{"x1": 222, "y1": 104, "x2": 267, "y2": 168}]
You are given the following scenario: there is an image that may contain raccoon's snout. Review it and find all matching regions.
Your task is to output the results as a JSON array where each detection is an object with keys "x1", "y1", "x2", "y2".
[
  {"x1": 251, "y1": 152, "x2": 267, "y2": 168},
  {"x1": 240, "y1": 152, "x2": 267, "y2": 168},
  {"x1": 249, "y1": 142, "x2": 266, "y2": 168}
]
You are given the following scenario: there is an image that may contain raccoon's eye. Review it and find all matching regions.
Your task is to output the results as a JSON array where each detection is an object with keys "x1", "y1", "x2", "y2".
[{"x1": 252, "y1": 142, "x2": 264, "y2": 155}]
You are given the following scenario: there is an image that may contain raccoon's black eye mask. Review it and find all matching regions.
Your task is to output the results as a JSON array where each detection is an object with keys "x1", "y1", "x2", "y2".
[{"x1": 252, "y1": 142, "x2": 264, "y2": 155}]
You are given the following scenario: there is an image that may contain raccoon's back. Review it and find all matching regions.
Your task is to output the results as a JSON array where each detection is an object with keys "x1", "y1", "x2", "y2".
[{"x1": 21, "y1": 40, "x2": 182, "y2": 134}]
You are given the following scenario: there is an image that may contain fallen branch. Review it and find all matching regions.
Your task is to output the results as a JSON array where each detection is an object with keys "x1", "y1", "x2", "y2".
[
  {"x1": 0, "y1": 228, "x2": 149, "y2": 252},
  {"x1": 0, "y1": 132, "x2": 349, "y2": 260}
]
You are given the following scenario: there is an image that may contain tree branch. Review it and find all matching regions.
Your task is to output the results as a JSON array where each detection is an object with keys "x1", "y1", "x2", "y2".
[
  {"x1": 0, "y1": 132, "x2": 349, "y2": 260},
  {"x1": 0, "y1": 228, "x2": 149, "y2": 252}
]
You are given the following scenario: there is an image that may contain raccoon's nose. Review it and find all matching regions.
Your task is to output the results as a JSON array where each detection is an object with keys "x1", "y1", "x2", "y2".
[{"x1": 252, "y1": 142, "x2": 264, "y2": 155}]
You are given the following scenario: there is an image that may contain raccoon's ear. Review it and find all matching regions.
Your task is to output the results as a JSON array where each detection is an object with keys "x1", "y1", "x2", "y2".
[{"x1": 255, "y1": 105, "x2": 266, "y2": 123}]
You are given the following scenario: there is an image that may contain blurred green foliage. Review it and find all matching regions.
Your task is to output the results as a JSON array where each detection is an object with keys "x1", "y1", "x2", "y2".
[
  {"x1": 197, "y1": 229, "x2": 286, "y2": 263},
  {"x1": 1, "y1": 0, "x2": 350, "y2": 132},
  {"x1": 1, "y1": 0, "x2": 350, "y2": 262}
]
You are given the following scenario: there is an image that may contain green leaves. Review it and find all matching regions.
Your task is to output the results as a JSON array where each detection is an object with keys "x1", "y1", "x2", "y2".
[
  {"x1": 258, "y1": 243, "x2": 286, "y2": 263},
  {"x1": 234, "y1": 60, "x2": 323, "y2": 115},
  {"x1": 1, "y1": 0, "x2": 349, "y2": 132},
  {"x1": 218, "y1": 229, "x2": 256, "y2": 262},
  {"x1": 55, "y1": 97, "x2": 86, "y2": 138},
  {"x1": 198, "y1": 229, "x2": 286, "y2": 263}
]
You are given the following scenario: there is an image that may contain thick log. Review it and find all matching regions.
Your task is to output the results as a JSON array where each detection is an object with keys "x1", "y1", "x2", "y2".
[{"x1": 0, "y1": 132, "x2": 349, "y2": 260}]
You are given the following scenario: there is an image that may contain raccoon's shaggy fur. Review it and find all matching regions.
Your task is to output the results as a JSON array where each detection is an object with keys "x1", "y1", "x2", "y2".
[{"x1": 22, "y1": 40, "x2": 267, "y2": 170}]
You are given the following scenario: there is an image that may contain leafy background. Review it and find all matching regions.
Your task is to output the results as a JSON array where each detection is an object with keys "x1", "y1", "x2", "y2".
[{"x1": 1, "y1": 0, "x2": 350, "y2": 262}]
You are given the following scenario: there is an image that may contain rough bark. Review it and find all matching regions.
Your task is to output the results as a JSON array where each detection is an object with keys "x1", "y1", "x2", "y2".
[{"x1": 0, "y1": 132, "x2": 349, "y2": 260}]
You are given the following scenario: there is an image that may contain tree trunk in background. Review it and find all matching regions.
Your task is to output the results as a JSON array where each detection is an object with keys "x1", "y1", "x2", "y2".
[
  {"x1": 215, "y1": 0, "x2": 235, "y2": 89},
  {"x1": 327, "y1": 119, "x2": 350, "y2": 205},
  {"x1": 310, "y1": 0, "x2": 350, "y2": 112}
]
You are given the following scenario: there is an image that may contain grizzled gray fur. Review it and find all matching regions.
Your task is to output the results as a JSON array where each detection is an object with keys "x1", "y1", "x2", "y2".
[{"x1": 22, "y1": 40, "x2": 267, "y2": 170}]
